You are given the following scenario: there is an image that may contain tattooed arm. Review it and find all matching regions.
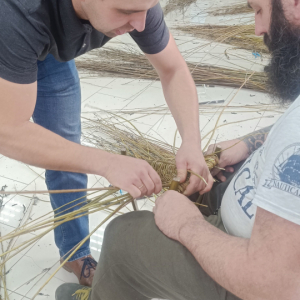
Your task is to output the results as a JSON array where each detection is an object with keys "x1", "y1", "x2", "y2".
[
  {"x1": 239, "y1": 125, "x2": 273, "y2": 155},
  {"x1": 206, "y1": 125, "x2": 273, "y2": 181}
]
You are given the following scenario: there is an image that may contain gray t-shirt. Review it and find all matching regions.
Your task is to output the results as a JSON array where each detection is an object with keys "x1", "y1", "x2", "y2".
[
  {"x1": 0, "y1": 0, "x2": 169, "y2": 84},
  {"x1": 221, "y1": 96, "x2": 300, "y2": 238}
]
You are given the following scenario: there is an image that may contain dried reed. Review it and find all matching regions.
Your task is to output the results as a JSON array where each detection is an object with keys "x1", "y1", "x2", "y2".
[
  {"x1": 176, "y1": 24, "x2": 268, "y2": 54},
  {"x1": 75, "y1": 48, "x2": 267, "y2": 92},
  {"x1": 209, "y1": 3, "x2": 253, "y2": 16},
  {"x1": 88, "y1": 104, "x2": 284, "y2": 118},
  {"x1": 164, "y1": 0, "x2": 197, "y2": 15},
  {"x1": 82, "y1": 116, "x2": 219, "y2": 192}
]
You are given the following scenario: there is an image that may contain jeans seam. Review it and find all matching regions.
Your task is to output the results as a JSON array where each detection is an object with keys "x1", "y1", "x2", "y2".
[{"x1": 59, "y1": 223, "x2": 67, "y2": 253}]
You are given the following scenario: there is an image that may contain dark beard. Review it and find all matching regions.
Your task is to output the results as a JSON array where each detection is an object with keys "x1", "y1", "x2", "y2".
[{"x1": 264, "y1": 0, "x2": 300, "y2": 104}]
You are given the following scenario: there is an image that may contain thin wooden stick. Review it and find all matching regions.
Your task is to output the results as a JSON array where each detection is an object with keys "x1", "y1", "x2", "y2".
[{"x1": 0, "y1": 187, "x2": 116, "y2": 195}]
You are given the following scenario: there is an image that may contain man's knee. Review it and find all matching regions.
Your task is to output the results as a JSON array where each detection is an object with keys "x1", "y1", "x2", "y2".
[
  {"x1": 102, "y1": 211, "x2": 155, "y2": 258},
  {"x1": 104, "y1": 210, "x2": 154, "y2": 239}
]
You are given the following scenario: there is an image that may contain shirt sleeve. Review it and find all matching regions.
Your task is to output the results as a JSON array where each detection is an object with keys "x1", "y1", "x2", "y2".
[
  {"x1": 130, "y1": 3, "x2": 170, "y2": 55},
  {"x1": 0, "y1": 1, "x2": 45, "y2": 84},
  {"x1": 253, "y1": 104, "x2": 300, "y2": 226}
]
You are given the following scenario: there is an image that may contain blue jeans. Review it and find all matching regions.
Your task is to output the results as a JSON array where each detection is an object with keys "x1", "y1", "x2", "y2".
[{"x1": 33, "y1": 54, "x2": 90, "y2": 261}]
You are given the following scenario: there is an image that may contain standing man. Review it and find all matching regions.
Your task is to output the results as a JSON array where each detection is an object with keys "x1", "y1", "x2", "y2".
[
  {"x1": 0, "y1": 0, "x2": 213, "y2": 286},
  {"x1": 57, "y1": 0, "x2": 300, "y2": 298}
]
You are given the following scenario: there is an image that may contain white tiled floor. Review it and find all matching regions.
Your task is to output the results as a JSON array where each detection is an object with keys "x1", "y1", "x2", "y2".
[{"x1": 0, "y1": 1, "x2": 287, "y2": 299}]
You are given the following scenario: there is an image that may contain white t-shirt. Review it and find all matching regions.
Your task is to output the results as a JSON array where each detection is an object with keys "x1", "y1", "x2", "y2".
[{"x1": 221, "y1": 96, "x2": 300, "y2": 238}]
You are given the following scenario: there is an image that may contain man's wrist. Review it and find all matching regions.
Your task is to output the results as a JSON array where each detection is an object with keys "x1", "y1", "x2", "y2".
[
  {"x1": 239, "y1": 140, "x2": 251, "y2": 159},
  {"x1": 181, "y1": 135, "x2": 201, "y2": 146},
  {"x1": 85, "y1": 147, "x2": 115, "y2": 177}
]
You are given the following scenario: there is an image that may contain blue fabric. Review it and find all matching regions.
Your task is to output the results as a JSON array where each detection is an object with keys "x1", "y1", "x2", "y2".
[{"x1": 33, "y1": 54, "x2": 90, "y2": 261}]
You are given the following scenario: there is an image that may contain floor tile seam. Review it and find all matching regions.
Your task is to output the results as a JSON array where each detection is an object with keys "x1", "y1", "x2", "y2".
[
  {"x1": 0, "y1": 160, "x2": 44, "y2": 179},
  {"x1": 94, "y1": 90, "x2": 129, "y2": 100},
  {"x1": 22, "y1": 163, "x2": 45, "y2": 178},
  {"x1": 118, "y1": 81, "x2": 158, "y2": 111},
  {"x1": 0, "y1": 220, "x2": 18, "y2": 229},
  {"x1": 20, "y1": 254, "x2": 72, "y2": 284},
  {"x1": 89, "y1": 175, "x2": 104, "y2": 189},
  {"x1": 0, "y1": 221, "x2": 38, "y2": 237},
  {"x1": 4, "y1": 173, "x2": 50, "y2": 206},
  {"x1": 7, "y1": 288, "x2": 31, "y2": 299},
  {"x1": 11, "y1": 255, "x2": 64, "y2": 299},
  {"x1": 82, "y1": 77, "x2": 121, "y2": 103},
  {"x1": 81, "y1": 84, "x2": 108, "y2": 104},
  {"x1": 0, "y1": 175, "x2": 28, "y2": 186},
  {"x1": 79, "y1": 81, "x2": 109, "y2": 89}
]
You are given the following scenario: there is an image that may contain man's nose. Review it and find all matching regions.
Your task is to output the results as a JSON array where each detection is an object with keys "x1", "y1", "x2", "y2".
[
  {"x1": 255, "y1": 17, "x2": 269, "y2": 36},
  {"x1": 129, "y1": 11, "x2": 147, "y2": 32}
]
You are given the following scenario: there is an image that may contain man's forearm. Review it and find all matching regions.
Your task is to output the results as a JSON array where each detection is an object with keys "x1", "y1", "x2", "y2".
[
  {"x1": 239, "y1": 125, "x2": 273, "y2": 154},
  {"x1": 160, "y1": 65, "x2": 201, "y2": 144},
  {"x1": 0, "y1": 121, "x2": 113, "y2": 176},
  {"x1": 179, "y1": 217, "x2": 284, "y2": 300},
  {"x1": 180, "y1": 218, "x2": 253, "y2": 299}
]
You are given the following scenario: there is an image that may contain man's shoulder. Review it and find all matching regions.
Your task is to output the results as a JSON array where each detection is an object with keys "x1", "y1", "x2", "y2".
[
  {"x1": 263, "y1": 98, "x2": 300, "y2": 166},
  {"x1": 270, "y1": 97, "x2": 300, "y2": 136},
  {"x1": 1, "y1": 0, "x2": 49, "y2": 38},
  {"x1": 1, "y1": 0, "x2": 49, "y2": 27},
  {"x1": 283, "y1": 96, "x2": 300, "y2": 118},
  {"x1": 0, "y1": 0, "x2": 49, "y2": 84}
]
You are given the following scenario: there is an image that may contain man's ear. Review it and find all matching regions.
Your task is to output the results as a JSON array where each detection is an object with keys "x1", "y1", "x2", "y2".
[{"x1": 286, "y1": 0, "x2": 300, "y2": 24}]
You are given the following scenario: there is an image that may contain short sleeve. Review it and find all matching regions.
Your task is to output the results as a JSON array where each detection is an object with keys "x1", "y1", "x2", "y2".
[
  {"x1": 0, "y1": 1, "x2": 45, "y2": 84},
  {"x1": 130, "y1": 3, "x2": 170, "y2": 55},
  {"x1": 253, "y1": 104, "x2": 300, "y2": 226}
]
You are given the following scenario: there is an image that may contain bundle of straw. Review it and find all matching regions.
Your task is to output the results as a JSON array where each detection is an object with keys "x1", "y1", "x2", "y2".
[
  {"x1": 176, "y1": 24, "x2": 268, "y2": 54},
  {"x1": 82, "y1": 116, "x2": 219, "y2": 192},
  {"x1": 75, "y1": 48, "x2": 267, "y2": 92}
]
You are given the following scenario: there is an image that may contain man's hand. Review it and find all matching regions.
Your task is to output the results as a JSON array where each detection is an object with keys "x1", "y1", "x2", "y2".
[
  {"x1": 153, "y1": 190, "x2": 203, "y2": 242},
  {"x1": 146, "y1": 36, "x2": 213, "y2": 195},
  {"x1": 176, "y1": 142, "x2": 214, "y2": 196},
  {"x1": 103, "y1": 154, "x2": 162, "y2": 199},
  {"x1": 206, "y1": 139, "x2": 249, "y2": 182}
]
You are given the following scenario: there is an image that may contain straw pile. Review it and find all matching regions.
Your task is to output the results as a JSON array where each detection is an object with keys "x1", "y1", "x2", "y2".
[
  {"x1": 176, "y1": 24, "x2": 268, "y2": 54},
  {"x1": 75, "y1": 48, "x2": 267, "y2": 92},
  {"x1": 164, "y1": 0, "x2": 197, "y2": 15},
  {"x1": 209, "y1": 3, "x2": 253, "y2": 16}
]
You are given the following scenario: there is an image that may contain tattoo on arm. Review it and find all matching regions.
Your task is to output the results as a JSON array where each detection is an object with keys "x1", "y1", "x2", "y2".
[{"x1": 239, "y1": 125, "x2": 273, "y2": 154}]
